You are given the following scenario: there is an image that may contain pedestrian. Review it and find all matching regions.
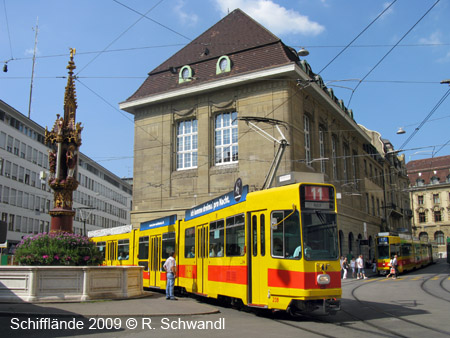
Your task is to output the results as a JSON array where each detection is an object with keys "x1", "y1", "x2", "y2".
[
  {"x1": 350, "y1": 257, "x2": 356, "y2": 278},
  {"x1": 163, "y1": 251, "x2": 177, "y2": 300},
  {"x1": 356, "y1": 254, "x2": 368, "y2": 279},
  {"x1": 372, "y1": 258, "x2": 377, "y2": 273},
  {"x1": 342, "y1": 257, "x2": 349, "y2": 279},
  {"x1": 392, "y1": 254, "x2": 398, "y2": 279},
  {"x1": 386, "y1": 255, "x2": 395, "y2": 278},
  {"x1": 340, "y1": 256, "x2": 345, "y2": 278}
]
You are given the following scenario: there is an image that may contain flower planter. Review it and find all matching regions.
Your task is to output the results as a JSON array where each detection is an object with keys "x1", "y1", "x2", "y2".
[{"x1": 0, "y1": 266, "x2": 143, "y2": 303}]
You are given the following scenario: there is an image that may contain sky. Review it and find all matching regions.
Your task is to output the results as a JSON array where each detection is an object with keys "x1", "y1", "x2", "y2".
[{"x1": 1, "y1": 0, "x2": 449, "y2": 179}]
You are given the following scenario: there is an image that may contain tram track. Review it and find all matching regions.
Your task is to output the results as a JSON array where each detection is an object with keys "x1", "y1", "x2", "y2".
[
  {"x1": 348, "y1": 269, "x2": 450, "y2": 337},
  {"x1": 420, "y1": 270, "x2": 450, "y2": 303}
]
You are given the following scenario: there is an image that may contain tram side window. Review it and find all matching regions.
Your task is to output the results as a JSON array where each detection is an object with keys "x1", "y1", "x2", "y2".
[
  {"x1": 209, "y1": 220, "x2": 224, "y2": 257},
  {"x1": 260, "y1": 214, "x2": 265, "y2": 256},
  {"x1": 185, "y1": 227, "x2": 196, "y2": 258},
  {"x1": 271, "y1": 210, "x2": 301, "y2": 259},
  {"x1": 401, "y1": 243, "x2": 411, "y2": 257},
  {"x1": 138, "y1": 236, "x2": 149, "y2": 260},
  {"x1": 162, "y1": 232, "x2": 176, "y2": 259},
  {"x1": 226, "y1": 214, "x2": 245, "y2": 257},
  {"x1": 96, "y1": 241, "x2": 106, "y2": 260},
  {"x1": 118, "y1": 239, "x2": 129, "y2": 260}
]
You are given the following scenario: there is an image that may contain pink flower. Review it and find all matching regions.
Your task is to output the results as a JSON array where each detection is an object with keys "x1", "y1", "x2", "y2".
[{"x1": 42, "y1": 255, "x2": 49, "y2": 259}]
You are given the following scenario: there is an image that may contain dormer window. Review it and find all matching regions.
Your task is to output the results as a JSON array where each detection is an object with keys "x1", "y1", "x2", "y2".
[
  {"x1": 179, "y1": 65, "x2": 193, "y2": 83},
  {"x1": 216, "y1": 56, "x2": 231, "y2": 74}
]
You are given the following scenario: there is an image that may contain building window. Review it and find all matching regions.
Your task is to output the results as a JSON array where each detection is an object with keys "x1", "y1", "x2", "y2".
[
  {"x1": 343, "y1": 144, "x2": 349, "y2": 183},
  {"x1": 434, "y1": 231, "x2": 444, "y2": 245},
  {"x1": 418, "y1": 212, "x2": 426, "y2": 223},
  {"x1": 433, "y1": 194, "x2": 440, "y2": 204},
  {"x1": 318, "y1": 128, "x2": 325, "y2": 173},
  {"x1": 216, "y1": 56, "x2": 231, "y2": 74},
  {"x1": 416, "y1": 178, "x2": 424, "y2": 186},
  {"x1": 434, "y1": 210, "x2": 442, "y2": 222},
  {"x1": 418, "y1": 195, "x2": 424, "y2": 205},
  {"x1": 176, "y1": 119, "x2": 198, "y2": 170},
  {"x1": 304, "y1": 115, "x2": 311, "y2": 164},
  {"x1": 179, "y1": 65, "x2": 193, "y2": 83},
  {"x1": 332, "y1": 136, "x2": 338, "y2": 179},
  {"x1": 214, "y1": 112, "x2": 238, "y2": 165},
  {"x1": 418, "y1": 232, "x2": 428, "y2": 241},
  {"x1": 365, "y1": 193, "x2": 369, "y2": 214},
  {"x1": 430, "y1": 176, "x2": 439, "y2": 185},
  {"x1": 352, "y1": 150, "x2": 358, "y2": 186}
]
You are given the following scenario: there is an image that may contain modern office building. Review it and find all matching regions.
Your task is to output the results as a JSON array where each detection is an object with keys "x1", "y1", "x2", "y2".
[
  {"x1": 407, "y1": 155, "x2": 450, "y2": 257},
  {"x1": 0, "y1": 99, "x2": 132, "y2": 253},
  {"x1": 119, "y1": 9, "x2": 410, "y2": 259}
]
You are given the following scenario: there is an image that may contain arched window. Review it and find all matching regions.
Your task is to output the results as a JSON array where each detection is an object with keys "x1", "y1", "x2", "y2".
[
  {"x1": 216, "y1": 56, "x2": 231, "y2": 74},
  {"x1": 368, "y1": 236, "x2": 373, "y2": 260},
  {"x1": 348, "y1": 232, "x2": 354, "y2": 253},
  {"x1": 434, "y1": 231, "x2": 444, "y2": 245},
  {"x1": 179, "y1": 65, "x2": 193, "y2": 83},
  {"x1": 430, "y1": 176, "x2": 439, "y2": 185},
  {"x1": 357, "y1": 234, "x2": 363, "y2": 255},
  {"x1": 339, "y1": 230, "x2": 344, "y2": 256},
  {"x1": 419, "y1": 232, "x2": 428, "y2": 242},
  {"x1": 416, "y1": 178, "x2": 425, "y2": 186}
]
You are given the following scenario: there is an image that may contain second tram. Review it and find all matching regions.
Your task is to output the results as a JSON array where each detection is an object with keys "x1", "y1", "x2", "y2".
[{"x1": 375, "y1": 232, "x2": 435, "y2": 275}]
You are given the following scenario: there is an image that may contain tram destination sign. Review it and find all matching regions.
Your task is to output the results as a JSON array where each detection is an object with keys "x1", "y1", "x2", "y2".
[{"x1": 301, "y1": 184, "x2": 335, "y2": 210}]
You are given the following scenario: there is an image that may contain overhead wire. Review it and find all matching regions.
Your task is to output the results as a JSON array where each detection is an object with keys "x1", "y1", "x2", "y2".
[
  {"x1": 399, "y1": 87, "x2": 450, "y2": 151},
  {"x1": 2, "y1": 0, "x2": 13, "y2": 61},
  {"x1": 76, "y1": 0, "x2": 167, "y2": 76},
  {"x1": 347, "y1": 0, "x2": 441, "y2": 107},
  {"x1": 317, "y1": 0, "x2": 398, "y2": 75}
]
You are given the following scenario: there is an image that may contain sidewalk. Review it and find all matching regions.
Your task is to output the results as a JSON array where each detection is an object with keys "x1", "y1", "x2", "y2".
[{"x1": 0, "y1": 292, "x2": 219, "y2": 318}]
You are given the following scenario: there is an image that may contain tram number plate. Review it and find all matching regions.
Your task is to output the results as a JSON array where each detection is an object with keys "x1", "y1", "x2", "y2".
[{"x1": 272, "y1": 297, "x2": 279, "y2": 303}]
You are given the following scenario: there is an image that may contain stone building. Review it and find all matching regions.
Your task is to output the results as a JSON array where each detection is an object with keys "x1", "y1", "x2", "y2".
[
  {"x1": 120, "y1": 9, "x2": 410, "y2": 259},
  {"x1": 0, "y1": 99, "x2": 132, "y2": 253},
  {"x1": 406, "y1": 155, "x2": 450, "y2": 257}
]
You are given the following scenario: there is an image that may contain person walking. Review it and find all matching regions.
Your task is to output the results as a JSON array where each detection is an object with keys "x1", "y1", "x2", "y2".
[
  {"x1": 386, "y1": 256, "x2": 395, "y2": 278},
  {"x1": 350, "y1": 257, "x2": 356, "y2": 278},
  {"x1": 342, "y1": 257, "x2": 349, "y2": 279},
  {"x1": 340, "y1": 256, "x2": 345, "y2": 278},
  {"x1": 392, "y1": 254, "x2": 398, "y2": 279},
  {"x1": 163, "y1": 251, "x2": 177, "y2": 300},
  {"x1": 356, "y1": 254, "x2": 368, "y2": 279}
]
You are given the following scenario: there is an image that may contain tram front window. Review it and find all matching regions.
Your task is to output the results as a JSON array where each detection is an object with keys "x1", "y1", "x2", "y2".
[
  {"x1": 377, "y1": 245, "x2": 390, "y2": 259},
  {"x1": 301, "y1": 211, "x2": 338, "y2": 261}
]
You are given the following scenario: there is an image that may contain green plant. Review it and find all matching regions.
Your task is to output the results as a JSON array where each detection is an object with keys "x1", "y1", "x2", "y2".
[{"x1": 14, "y1": 232, "x2": 103, "y2": 266}]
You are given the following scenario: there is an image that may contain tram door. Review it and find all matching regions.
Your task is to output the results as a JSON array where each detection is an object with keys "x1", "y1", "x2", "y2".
[
  {"x1": 149, "y1": 235, "x2": 161, "y2": 288},
  {"x1": 106, "y1": 240, "x2": 117, "y2": 266},
  {"x1": 196, "y1": 224, "x2": 208, "y2": 295},
  {"x1": 248, "y1": 211, "x2": 267, "y2": 306}
]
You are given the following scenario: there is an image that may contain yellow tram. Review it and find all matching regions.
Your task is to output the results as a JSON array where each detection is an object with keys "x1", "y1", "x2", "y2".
[
  {"x1": 375, "y1": 232, "x2": 435, "y2": 275},
  {"x1": 90, "y1": 183, "x2": 341, "y2": 315}
]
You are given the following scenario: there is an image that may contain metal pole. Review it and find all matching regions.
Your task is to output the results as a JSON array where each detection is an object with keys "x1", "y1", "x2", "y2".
[{"x1": 28, "y1": 17, "x2": 39, "y2": 119}]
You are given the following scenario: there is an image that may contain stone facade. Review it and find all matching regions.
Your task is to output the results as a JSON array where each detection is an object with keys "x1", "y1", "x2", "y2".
[
  {"x1": 407, "y1": 155, "x2": 450, "y2": 257},
  {"x1": 121, "y1": 9, "x2": 411, "y2": 260}
]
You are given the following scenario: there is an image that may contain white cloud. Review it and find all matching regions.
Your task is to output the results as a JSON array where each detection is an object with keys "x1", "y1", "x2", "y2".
[
  {"x1": 214, "y1": 0, "x2": 325, "y2": 36},
  {"x1": 419, "y1": 31, "x2": 443, "y2": 45},
  {"x1": 173, "y1": 0, "x2": 199, "y2": 26}
]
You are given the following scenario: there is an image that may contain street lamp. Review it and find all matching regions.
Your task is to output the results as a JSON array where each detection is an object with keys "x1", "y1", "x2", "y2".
[
  {"x1": 76, "y1": 207, "x2": 95, "y2": 236},
  {"x1": 440, "y1": 79, "x2": 450, "y2": 85}
]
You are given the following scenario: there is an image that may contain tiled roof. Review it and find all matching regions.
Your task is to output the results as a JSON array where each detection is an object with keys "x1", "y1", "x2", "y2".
[
  {"x1": 124, "y1": 9, "x2": 299, "y2": 104},
  {"x1": 406, "y1": 155, "x2": 450, "y2": 185}
]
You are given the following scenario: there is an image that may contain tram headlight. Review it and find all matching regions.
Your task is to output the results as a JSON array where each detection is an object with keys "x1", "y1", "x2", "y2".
[{"x1": 317, "y1": 274, "x2": 330, "y2": 285}]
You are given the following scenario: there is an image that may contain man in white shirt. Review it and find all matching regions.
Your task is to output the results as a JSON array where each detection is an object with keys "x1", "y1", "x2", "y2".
[
  {"x1": 356, "y1": 254, "x2": 368, "y2": 279},
  {"x1": 163, "y1": 251, "x2": 177, "y2": 300}
]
